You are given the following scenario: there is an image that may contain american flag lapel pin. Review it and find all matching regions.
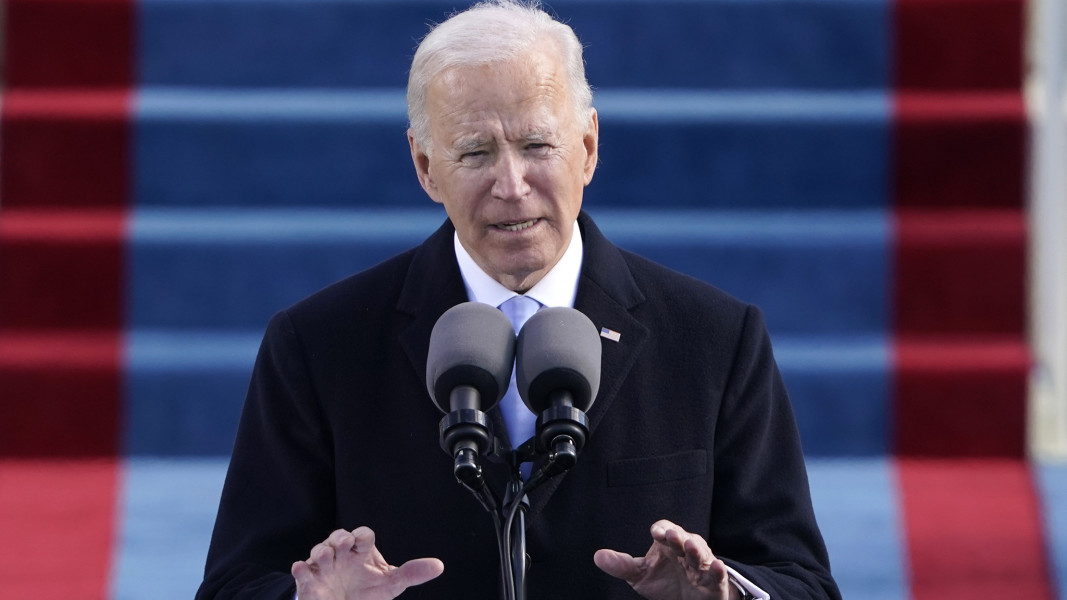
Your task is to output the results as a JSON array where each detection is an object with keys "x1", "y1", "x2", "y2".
[{"x1": 600, "y1": 327, "x2": 621, "y2": 342}]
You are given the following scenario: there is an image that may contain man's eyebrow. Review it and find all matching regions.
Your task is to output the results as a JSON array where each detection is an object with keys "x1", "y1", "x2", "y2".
[
  {"x1": 521, "y1": 131, "x2": 553, "y2": 143},
  {"x1": 453, "y1": 137, "x2": 489, "y2": 153}
]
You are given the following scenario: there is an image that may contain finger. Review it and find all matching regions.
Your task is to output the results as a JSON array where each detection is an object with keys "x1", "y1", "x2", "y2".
[
  {"x1": 351, "y1": 526, "x2": 377, "y2": 554},
  {"x1": 309, "y1": 542, "x2": 335, "y2": 566},
  {"x1": 680, "y1": 533, "x2": 714, "y2": 571},
  {"x1": 291, "y1": 559, "x2": 317, "y2": 589},
  {"x1": 650, "y1": 518, "x2": 680, "y2": 536},
  {"x1": 291, "y1": 560, "x2": 312, "y2": 579},
  {"x1": 649, "y1": 519, "x2": 674, "y2": 543},
  {"x1": 349, "y1": 525, "x2": 392, "y2": 570},
  {"x1": 326, "y1": 528, "x2": 356, "y2": 553},
  {"x1": 593, "y1": 548, "x2": 641, "y2": 581},
  {"x1": 393, "y1": 557, "x2": 445, "y2": 589},
  {"x1": 652, "y1": 522, "x2": 689, "y2": 559},
  {"x1": 708, "y1": 558, "x2": 730, "y2": 582},
  {"x1": 650, "y1": 519, "x2": 687, "y2": 548},
  {"x1": 651, "y1": 520, "x2": 714, "y2": 569},
  {"x1": 703, "y1": 558, "x2": 733, "y2": 593}
]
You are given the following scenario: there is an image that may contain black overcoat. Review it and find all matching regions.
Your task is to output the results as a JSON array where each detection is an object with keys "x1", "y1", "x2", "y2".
[{"x1": 197, "y1": 212, "x2": 840, "y2": 600}]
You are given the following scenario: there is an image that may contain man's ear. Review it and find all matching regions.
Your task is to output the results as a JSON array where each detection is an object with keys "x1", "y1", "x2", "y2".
[
  {"x1": 408, "y1": 129, "x2": 442, "y2": 203},
  {"x1": 582, "y1": 109, "x2": 599, "y2": 185}
]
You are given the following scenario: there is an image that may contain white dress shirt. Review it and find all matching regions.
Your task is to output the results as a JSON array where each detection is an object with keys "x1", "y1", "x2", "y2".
[{"x1": 453, "y1": 221, "x2": 583, "y2": 312}]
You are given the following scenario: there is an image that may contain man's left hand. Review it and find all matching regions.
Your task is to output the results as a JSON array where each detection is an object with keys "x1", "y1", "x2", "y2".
[{"x1": 593, "y1": 519, "x2": 740, "y2": 600}]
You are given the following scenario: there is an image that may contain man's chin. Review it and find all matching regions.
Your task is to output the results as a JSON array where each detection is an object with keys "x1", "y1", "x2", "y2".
[{"x1": 490, "y1": 263, "x2": 550, "y2": 293}]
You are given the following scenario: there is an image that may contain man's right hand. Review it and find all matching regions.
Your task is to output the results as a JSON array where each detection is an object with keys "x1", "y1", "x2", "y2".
[{"x1": 291, "y1": 527, "x2": 444, "y2": 600}]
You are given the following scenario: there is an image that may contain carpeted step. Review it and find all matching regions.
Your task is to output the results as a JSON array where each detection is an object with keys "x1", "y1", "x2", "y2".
[
  {"x1": 807, "y1": 458, "x2": 908, "y2": 600},
  {"x1": 0, "y1": 333, "x2": 122, "y2": 458},
  {"x1": 138, "y1": 0, "x2": 889, "y2": 89},
  {"x1": 898, "y1": 458, "x2": 1056, "y2": 599},
  {"x1": 895, "y1": 337, "x2": 1029, "y2": 457},
  {"x1": 8, "y1": 88, "x2": 1020, "y2": 212},
  {"x1": 0, "y1": 210, "x2": 125, "y2": 330},
  {"x1": 132, "y1": 88, "x2": 890, "y2": 209},
  {"x1": 0, "y1": 458, "x2": 121, "y2": 598},
  {"x1": 893, "y1": 0, "x2": 1025, "y2": 91},
  {"x1": 3, "y1": 0, "x2": 134, "y2": 88},
  {"x1": 1040, "y1": 463, "x2": 1067, "y2": 599},
  {"x1": 14, "y1": 0, "x2": 1020, "y2": 93},
  {"x1": 119, "y1": 330, "x2": 893, "y2": 457},
  {"x1": 894, "y1": 209, "x2": 1026, "y2": 336},
  {"x1": 118, "y1": 208, "x2": 894, "y2": 457},
  {"x1": 811, "y1": 458, "x2": 1066, "y2": 600},
  {"x1": 119, "y1": 330, "x2": 1033, "y2": 458},
  {"x1": 893, "y1": 91, "x2": 1026, "y2": 209},
  {"x1": 891, "y1": 209, "x2": 1028, "y2": 457},
  {"x1": 92, "y1": 457, "x2": 1067, "y2": 600},
  {"x1": 0, "y1": 91, "x2": 131, "y2": 209},
  {"x1": 125, "y1": 208, "x2": 890, "y2": 334}
]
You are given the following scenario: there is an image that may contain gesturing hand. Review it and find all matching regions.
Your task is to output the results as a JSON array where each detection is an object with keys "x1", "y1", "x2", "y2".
[
  {"x1": 291, "y1": 526, "x2": 444, "y2": 600},
  {"x1": 593, "y1": 519, "x2": 739, "y2": 600}
]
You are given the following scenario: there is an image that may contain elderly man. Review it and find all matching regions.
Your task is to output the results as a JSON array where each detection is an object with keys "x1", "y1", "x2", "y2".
[{"x1": 196, "y1": 2, "x2": 840, "y2": 599}]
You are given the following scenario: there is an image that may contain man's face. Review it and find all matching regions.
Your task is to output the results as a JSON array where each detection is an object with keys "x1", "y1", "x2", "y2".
[{"x1": 409, "y1": 47, "x2": 598, "y2": 293}]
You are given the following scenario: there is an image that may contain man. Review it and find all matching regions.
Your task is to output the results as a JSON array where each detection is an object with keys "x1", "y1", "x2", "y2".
[{"x1": 197, "y1": 2, "x2": 840, "y2": 599}]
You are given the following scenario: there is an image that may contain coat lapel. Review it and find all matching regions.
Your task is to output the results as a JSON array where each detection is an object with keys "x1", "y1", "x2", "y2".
[
  {"x1": 397, "y1": 219, "x2": 470, "y2": 398},
  {"x1": 527, "y1": 213, "x2": 650, "y2": 516}
]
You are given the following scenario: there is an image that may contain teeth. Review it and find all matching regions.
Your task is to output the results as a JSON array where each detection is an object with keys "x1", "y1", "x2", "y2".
[{"x1": 499, "y1": 219, "x2": 536, "y2": 232}]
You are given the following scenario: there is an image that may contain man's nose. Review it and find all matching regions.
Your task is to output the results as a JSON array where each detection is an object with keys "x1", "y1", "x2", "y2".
[{"x1": 491, "y1": 150, "x2": 532, "y2": 201}]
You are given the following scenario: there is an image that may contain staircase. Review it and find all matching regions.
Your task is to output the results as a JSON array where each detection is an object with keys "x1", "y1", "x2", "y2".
[{"x1": 1, "y1": 0, "x2": 1063, "y2": 599}]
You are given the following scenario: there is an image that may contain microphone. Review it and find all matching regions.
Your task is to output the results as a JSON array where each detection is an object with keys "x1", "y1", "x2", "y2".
[
  {"x1": 426, "y1": 302, "x2": 516, "y2": 488},
  {"x1": 515, "y1": 307, "x2": 601, "y2": 474}
]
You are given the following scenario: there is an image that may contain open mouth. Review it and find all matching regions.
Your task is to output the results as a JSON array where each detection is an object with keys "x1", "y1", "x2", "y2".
[{"x1": 496, "y1": 219, "x2": 539, "y2": 232}]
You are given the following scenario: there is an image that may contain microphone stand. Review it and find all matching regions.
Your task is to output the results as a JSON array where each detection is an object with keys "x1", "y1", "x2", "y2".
[
  {"x1": 446, "y1": 407, "x2": 589, "y2": 600},
  {"x1": 503, "y1": 471, "x2": 529, "y2": 600},
  {"x1": 431, "y1": 303, "x2": 600, "y2": 598}
]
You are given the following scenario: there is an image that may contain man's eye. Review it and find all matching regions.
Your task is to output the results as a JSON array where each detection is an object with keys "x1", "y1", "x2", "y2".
[{"x1": 525, "y1": 143, "x2": 553, "y2": 155}]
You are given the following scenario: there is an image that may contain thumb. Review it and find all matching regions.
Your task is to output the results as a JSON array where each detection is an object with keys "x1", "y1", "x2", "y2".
[
  {"x1": 393, "y1": 557, "x2": 445, "y2": 589},
  {"x1": 594, "y1": 549, "x2": 640, "y2": 580}
]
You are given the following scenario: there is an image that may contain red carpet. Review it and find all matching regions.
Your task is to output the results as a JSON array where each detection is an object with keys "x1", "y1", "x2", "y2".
[
  {"x1": 899, "y1": 459, "x2": 1054, "y2": 599},
  {"x1": 890, "y1": 1, "x2": 1044, "y2": 597},
  {"x1": 0, "y1": 459, "x2": 121, "y2": 599},
  {"x1": 1, "y1": 1, "x2": 132, "y2": 597}
]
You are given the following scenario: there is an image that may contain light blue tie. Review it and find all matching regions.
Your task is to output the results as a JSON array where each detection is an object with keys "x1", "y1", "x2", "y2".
[{"x1": 499, "y1": 295, "x2": 541, "y2": 451}]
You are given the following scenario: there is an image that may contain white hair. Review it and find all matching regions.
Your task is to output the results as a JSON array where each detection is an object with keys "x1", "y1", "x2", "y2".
[{"x1": 406, "y1": 0, "x2": 594, "y2": 152}]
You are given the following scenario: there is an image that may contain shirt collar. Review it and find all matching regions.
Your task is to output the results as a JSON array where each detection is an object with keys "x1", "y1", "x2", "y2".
[{"x1": 454, "y1": 221, "x2": 583, "y2": 310}]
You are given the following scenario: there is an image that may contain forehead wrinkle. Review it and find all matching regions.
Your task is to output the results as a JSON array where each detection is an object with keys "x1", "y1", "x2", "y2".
[
  {"x1": 447, "y1": 110, "x2": 556, "y2": 148},
  {"x1": 427, "y1": 54, "x2": 574, "y2": 156}
]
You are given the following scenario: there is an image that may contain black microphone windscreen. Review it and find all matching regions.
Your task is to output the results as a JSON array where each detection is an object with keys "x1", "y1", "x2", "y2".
[
  {"x1": 426, "y1": 302, "x2": 516, "y2": 413},
  {"x1": 515, "y1": 307, "x2": 601, "y2": 413}
]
